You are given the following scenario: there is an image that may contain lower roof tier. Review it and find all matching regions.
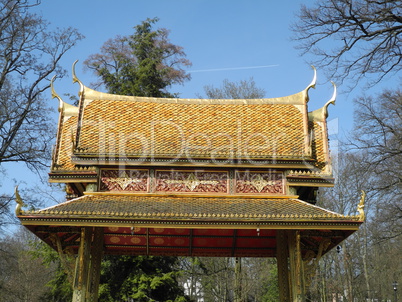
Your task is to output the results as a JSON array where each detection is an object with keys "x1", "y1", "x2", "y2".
[
  {"x1": 18, "y1": 193, "x2": 361, "y2": 223},
  {"x1": 24, "y1": 225, "x2": 356, "y2": 258},
  {"x1": 18, "y1": 194, "x2": 362, "y2": 258}
]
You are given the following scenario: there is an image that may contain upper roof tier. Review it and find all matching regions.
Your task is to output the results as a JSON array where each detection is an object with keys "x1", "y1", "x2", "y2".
[{"x1": 51, "y1": 65, "x2": 335, "y2": 172}]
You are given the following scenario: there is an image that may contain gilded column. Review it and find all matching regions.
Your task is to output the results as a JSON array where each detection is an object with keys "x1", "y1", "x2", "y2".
[
  {"x1": 72, "y1": 227, "x2": 93, "y2": 302},
  {"x1": 287, "y1": 230, "x2": 305, "y2": 302},
  {"x1": 276, "y1": 230, "x2": 291, "y2": 302},
  {"x1": 86, "y1": 227, "x2": 104, "y2": 302}
]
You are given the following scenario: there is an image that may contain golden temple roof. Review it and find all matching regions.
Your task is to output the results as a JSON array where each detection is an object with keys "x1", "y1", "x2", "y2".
[
  {"x1": 19, "y1": 68, "x2": 361, "y2": 261},
  {"x1": 50, "y1": 66, "x2": 332, "y2": 172},
  {"x1": 76, "y1": 100, "x2": 306, "y2": 159},
  {"x1": 20, "y1": 193, "x2": 362, "y2": 226}
]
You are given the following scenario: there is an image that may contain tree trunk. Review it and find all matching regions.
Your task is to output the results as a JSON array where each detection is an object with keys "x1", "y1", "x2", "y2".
[
  {"x1": 234, "y1": 257, "x2": 242, "y2": 302},
  {"x1": 360, "y1": 228, "x2": 371, "y2": 301}
]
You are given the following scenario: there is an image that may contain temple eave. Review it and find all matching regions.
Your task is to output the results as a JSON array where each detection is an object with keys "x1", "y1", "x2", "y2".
[{"x1": 19, "y1": 217, "x2": 362, "y2": 230}]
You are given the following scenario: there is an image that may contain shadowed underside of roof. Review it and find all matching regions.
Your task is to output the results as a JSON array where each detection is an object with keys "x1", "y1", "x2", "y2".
[
  {"x1": 20, "y1": 194, "x2": 360, "y2": 258},
  {"x1": 32, "y1": 68, "x2": 353, "y2": 260}
]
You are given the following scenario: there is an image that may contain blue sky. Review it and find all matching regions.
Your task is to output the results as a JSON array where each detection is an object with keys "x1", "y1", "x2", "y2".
[
  {"x1": 2, "y1": 0, "x2": 397, "y2": 228},
  {"x1": 35, "y1": 1, "x2": 349, "y2": 118}
]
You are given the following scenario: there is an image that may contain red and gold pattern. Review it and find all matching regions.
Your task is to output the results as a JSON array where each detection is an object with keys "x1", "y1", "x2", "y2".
[
  {"x1": 236, "y1": 171, "x2": 284, "y2": 194},
  {"x1": 155, "y1": 170, "x2": 228, "y2": 193},
  {"x1": 100, "y1": 169, "x2": 149, "y2": 191},
  {"x1": 101, "y1": 227, "x2": 279, "y2": 257},
  {"x1": 99, "y1": 169, "x2": 287, "y2": 194}
]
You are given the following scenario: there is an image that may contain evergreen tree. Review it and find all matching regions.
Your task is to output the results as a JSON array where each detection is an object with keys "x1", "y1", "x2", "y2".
[
  {"x1": 85, "y1": 17, "x2": 191, "y2": 97},
  {"x1": 84, "y1": 17, "x2": 192, "y2": 302},
  {"x1": 99, "y1": 256, "x2": 188, "y2": 302}
]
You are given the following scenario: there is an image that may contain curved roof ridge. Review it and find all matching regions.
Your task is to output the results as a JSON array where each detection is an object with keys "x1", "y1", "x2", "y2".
[
  {"x1": 82, "y1": 85, "x2": 309, "y2": 105},
  {"x1": 72, "y1": 62, "x2": 317, "y2": 106},
  {"x1": 51, "y1": 75, "x2": 79, "y2": 117}
]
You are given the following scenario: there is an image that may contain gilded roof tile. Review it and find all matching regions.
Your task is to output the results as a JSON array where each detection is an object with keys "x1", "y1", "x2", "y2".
[
  {"x1": 76, "y1": 100, "x2": 306, "y2": 160},
  {"x1": 51, "y1": 72, "x2": 333, "y2": 170},
  {"x1": 52, "y1": 116, "x2": 78, "y2": 171},
  {"x1": 27, "y1": 194, "x2": 356, "y2": 222},
  {"x1": 309, "y1": 121, "x2": 326, "y2": 171}
]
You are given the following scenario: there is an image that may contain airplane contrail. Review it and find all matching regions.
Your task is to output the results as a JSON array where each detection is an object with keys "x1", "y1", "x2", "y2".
[{"x1": 189, "y1": 64, "x2": 279, "y2": 73}]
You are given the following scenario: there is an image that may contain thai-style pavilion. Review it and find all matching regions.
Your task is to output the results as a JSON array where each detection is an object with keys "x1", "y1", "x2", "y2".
[{"x1": 16, "y1": 63, "x2": 364, "y2": 302}]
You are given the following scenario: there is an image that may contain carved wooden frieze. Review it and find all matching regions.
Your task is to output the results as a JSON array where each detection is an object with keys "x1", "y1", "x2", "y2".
[
  {"x1": 98, "y1": 168, "x2": 284, "y2": 195},
  {"x1": 155, "y1": 170, "x2": 228, "y2": 193},
  {"x1": 235, "y1": 171, "x2": 284, "y2": 194},
  {"x1": 100, "y1": 169, "x2": 149, "y2": 192}
]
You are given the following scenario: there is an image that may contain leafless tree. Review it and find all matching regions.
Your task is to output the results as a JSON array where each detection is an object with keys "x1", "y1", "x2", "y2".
[
  {"x1": 292, "y1": 0, "x2": 402, "y2": 88},
  {"x1": 0, "y1": 0, "x2": 83, "y2": 172},
  {"x1": 0, "y1": 0, "x2": 83, "y2": 238},
  {"x1": 0, "y1": 227, "x2": 56, "y2": 301},
  {"x1": 309, "y1": 153, "x2": 367, "y2": 301},
  {"x1": 351, "y1": 89, "x2": 402, "y2": 239},
  {"x1": 201, "y1": 78, "x2": 266, "y2": 99}
]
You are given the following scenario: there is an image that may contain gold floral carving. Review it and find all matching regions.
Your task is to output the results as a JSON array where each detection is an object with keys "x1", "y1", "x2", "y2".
[
  {"x1": 165, "y1": 173, "x2": 219, "y2": 191},
  {"x1": 103, "y1": 171, "x2": 142, "y2": 190},
  {"x1": 244, "y1": 174, "x2": 275, "y2": 193},
  {"x1": 100, "y1": 169, "x2": 149, "y2": 191},
  {"x1": 236, "y1": 172, "x2": 284, "y2": 194}
]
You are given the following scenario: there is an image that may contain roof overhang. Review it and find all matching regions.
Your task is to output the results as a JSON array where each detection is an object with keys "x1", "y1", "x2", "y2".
[{"x1": 18, "y1": 194, "x2": 362, "y2": 258}]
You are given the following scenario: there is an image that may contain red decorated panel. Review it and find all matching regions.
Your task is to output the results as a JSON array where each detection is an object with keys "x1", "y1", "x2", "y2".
[
  {"x1": 99, "y1": 227, "x2": 279, "y2": 257},
  {"x1": 150, "y1": 236, "x2": 190, "y2": 247},
  {"x1": 236, "y1": 237, "x2": 276, "y2": 248},
  {"x1": 149, "y1": 228, "x2": 190, "y2": 235},
  {"x1": 100, "y1": 169, "x2": 149, "y2": 191},
  {"x1": 193, "y1": 229, "x2": 234, "y2": 236},
  {"x1": 155, "y1": 170, "x2": 228, "y2": 193},
  {"x1": 235, "y1": 171, "x2": 284, "y2": 194},
  {"x1": 104, "y1": 235, "x2": 137, "y2": 246},
  {"x1": 105, "y1": 227, "x2": 141, "y2": 234},
  {"x1": 128, "y1": 236, "x2": 146, "y2": 246},
  {"x1": 237, "y1": 229, "x2": 276, "y2": 237}
]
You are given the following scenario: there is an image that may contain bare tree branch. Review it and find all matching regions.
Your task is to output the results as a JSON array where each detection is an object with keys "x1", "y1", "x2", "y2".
[
  {"x1": 0, "y1": 0, "x2": 84, "y2": 171},
  {"x1": 292, "y1": 0, "x2": 402, "y2": 88}
]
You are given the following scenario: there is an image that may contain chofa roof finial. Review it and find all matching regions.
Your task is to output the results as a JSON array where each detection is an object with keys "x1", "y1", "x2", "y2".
[
  {"x1": 306, "y1": 65, "x2": 317, "y2": 91},
  {"x1": 51, "y1": 75, "x2": 64, "y2": 112},
  {"x1": 72, "y1": 60, "x2": 84, "y2": 96},
  {"x1": 357, "y1": 190, "x2": 366, "y2": 221},
  {"x1": 307, "y1": 81, "x2": 336, "y2": 122},
  {"x1": 15, "y1": 185, "x2": 26, "y2": 216},
  {"x1": 323, "y1": 81, "x2": 336, "y2": 118}
]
